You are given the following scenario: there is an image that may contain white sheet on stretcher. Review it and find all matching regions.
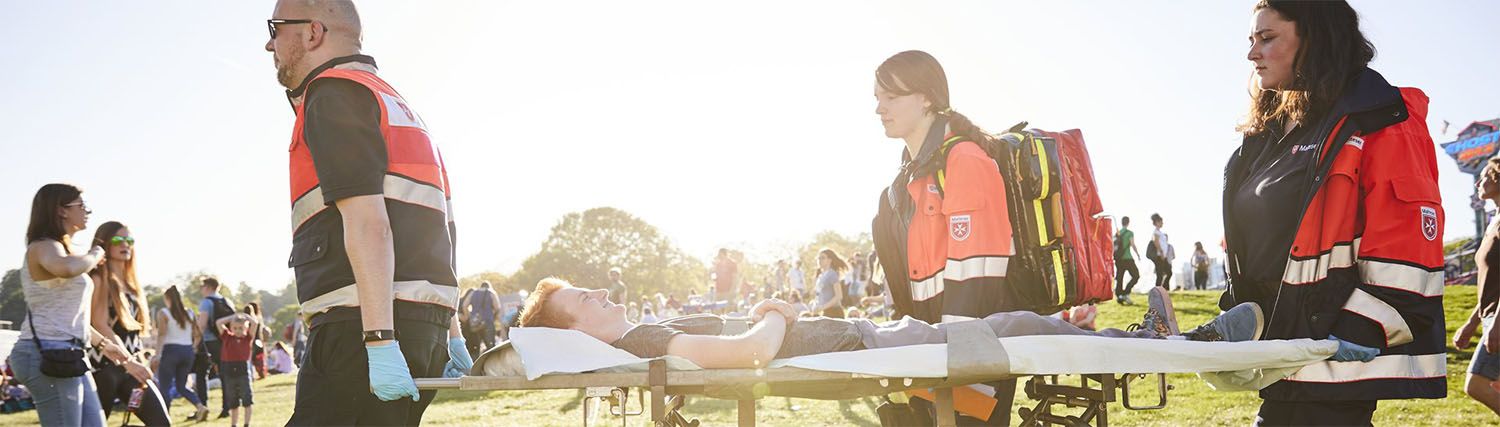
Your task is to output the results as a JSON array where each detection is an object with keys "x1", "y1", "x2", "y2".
[{"x1": 507, "y1": 327, "x2": 1338, "y2": 382}]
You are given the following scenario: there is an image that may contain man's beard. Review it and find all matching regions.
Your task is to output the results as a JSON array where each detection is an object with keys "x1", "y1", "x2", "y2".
[{"x1": 276, "y1": 47, "x2": 307, "y2": 89}]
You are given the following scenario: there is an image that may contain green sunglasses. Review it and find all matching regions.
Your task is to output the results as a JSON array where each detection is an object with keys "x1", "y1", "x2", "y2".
[{"x1": 109, "y1": 236, "x2": 135, "y2": 246}]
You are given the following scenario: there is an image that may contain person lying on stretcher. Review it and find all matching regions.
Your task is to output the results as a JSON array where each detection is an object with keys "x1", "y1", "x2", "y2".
[{"x1": 517, "y1": 278, "x2": 1377, "y2": 369}]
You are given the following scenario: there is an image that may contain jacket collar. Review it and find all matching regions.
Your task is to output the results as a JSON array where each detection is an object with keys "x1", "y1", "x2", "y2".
[
  {"x1": 1331, "y1": 67, "x2": 1407, "y2": 134},
  {"x1": 285, "y1": 54, "x2": 377, "y2": 106},
  {"x1": 902, "y1": 117, "x2": 952, "y2": 176}
]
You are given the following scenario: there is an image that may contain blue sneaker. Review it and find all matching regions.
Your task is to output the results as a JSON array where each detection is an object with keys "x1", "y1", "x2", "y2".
[
  {"x1": 1129, "y1": 287, "x2": 1178, "y2": 337},
  {"x1": 1183, "y1": 302, "x2": 1264, "y2": 342}
]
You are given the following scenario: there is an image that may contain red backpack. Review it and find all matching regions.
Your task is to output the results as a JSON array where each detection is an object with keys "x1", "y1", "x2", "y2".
[{"x1": 936, "y1": 123, "x2": 1116, "y2": 313}]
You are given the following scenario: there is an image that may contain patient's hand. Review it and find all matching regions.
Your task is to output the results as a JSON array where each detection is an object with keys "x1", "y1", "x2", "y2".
[{"x1": 751, "y1": 299, "x2": 798, "y2": 323}]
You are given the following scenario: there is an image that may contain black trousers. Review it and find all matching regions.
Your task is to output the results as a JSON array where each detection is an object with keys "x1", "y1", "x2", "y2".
[
  {"x1": 1152, "y1": 258, "x2": 1173, "y2": 289},
  {"x1": 1114, "y1": 259, "x2": 1140, "y2": 296},
  {"x1": 1256, "y1": 399, "x2": 1376, "y2": 426},
  {"x1": 194, "y1": 339, "x2": 224, "y2": 413},
  {"x1": 478, "y1": 321, "x2": 497, "y2": 351},
  {"x1": 1194, "y1": 269, "x2": 1209, "y2": 290},
  {"x1": 287, "y1": 318, "x2": 449, "y2": 426},
  {"x1": 93, "y1": 363, "x2": 171, "y2": 426}
]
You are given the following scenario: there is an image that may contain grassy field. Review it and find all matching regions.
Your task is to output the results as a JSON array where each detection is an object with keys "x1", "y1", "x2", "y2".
[{"x1": 1, "y1": 286, "x2": 1493, "y2": 426}]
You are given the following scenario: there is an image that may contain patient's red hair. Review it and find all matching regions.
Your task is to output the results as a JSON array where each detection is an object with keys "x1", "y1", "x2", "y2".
[{"x1": 519, "y1": 278, "x2": 576, "y2": 329}]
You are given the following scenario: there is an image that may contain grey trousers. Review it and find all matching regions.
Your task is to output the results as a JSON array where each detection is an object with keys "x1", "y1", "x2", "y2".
[{"x1": 855, "y1": 310, "x2": 1156, "y2": 350}]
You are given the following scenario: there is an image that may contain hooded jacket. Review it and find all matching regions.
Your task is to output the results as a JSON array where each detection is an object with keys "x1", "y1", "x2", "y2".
[{"x1": 1221, "y1": 68, "x2": 1446, "y2": 401}]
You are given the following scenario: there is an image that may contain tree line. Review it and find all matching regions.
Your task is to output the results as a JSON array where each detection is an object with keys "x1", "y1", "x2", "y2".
[{"x1": 0, "y1": 206, "x2": 872, "y2": 335}]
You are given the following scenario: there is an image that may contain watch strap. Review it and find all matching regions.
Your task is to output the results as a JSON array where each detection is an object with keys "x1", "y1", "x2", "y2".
[{"x1": 362, "y1": 329, "x2": 396, "y2": 343}]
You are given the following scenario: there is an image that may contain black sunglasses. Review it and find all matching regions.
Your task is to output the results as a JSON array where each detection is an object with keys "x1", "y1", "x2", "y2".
[{"x1": 267, "y1": 19, "x2": 317, "y2": 39}]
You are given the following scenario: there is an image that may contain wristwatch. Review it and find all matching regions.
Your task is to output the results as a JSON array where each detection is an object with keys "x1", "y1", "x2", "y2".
[{"x1": 362, "y1": 329, "x2": 396, "y2": 343}]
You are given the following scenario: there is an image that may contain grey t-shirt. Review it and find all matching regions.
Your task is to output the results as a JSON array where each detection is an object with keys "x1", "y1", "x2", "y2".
[
  {"x1": 611, "y1": 314, "x2": 866, "y2": 359},
  {"x1": 815, "y1": 269, "x2": 840, "y2": 307}
]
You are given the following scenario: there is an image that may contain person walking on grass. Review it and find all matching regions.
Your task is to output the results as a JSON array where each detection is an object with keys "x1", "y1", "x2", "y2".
[
  {"x1": 265, "y1": 0, "x2": 469, "y2": 424},
  {"x1": 1222, "y1": 2, "x2": 1446, "y2": 423},
  {"x1": 156, "y1": 285, "x2": 210, "y2": 421},
  {"x1": 1191, "y1": 242, "x2": 1211, "y2": 291},
  {"x1": 1455, "y1": 156, "x2": 1500, "y2": 416},
  {"x1": 1148, "y1": 213, "x2": 1173, "y2": 290},
  {"x1": 1114, "y1": 216, "x2": 1142, "y2": 305}
]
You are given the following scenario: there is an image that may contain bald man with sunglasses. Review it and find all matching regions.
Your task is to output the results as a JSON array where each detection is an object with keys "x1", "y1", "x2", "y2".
[{"x1": 265, "y1": 1, "x2": 470, "y2": 425}]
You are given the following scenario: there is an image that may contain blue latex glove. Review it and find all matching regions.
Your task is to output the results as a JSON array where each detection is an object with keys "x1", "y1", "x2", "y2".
[
  {"x1": 1328, "y1": 335, "x2": 1379, "y2": 362},
  {"x1": 367, "y1": 341, "x2": 419, "y2": 401},
  {"x1": 443, "y1": 337, "x2": 473, "y2": 378}
]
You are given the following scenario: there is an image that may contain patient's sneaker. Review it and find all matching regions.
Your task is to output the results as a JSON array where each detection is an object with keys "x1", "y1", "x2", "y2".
[
  {"x1": 1182, "y1": 302, "x2": 1264, "y2": 342},
  {"x1": 1129, "y1": 287, "x2": 1178, "y2": 337}
]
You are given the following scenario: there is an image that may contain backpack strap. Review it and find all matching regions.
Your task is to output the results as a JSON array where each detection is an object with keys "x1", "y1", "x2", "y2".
[
  {"x1": 935, "y1": 121, "x2": 1029, "y2": 193},
  {"x1": 933, "y1": 135, "x2": 967, "y2": 193}
]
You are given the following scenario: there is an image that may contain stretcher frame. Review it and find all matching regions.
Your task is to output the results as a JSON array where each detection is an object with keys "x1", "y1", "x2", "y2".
[
  {"x1": 415, "y1": 363, "x2": 1169, "y2": 427},
  {"x1": 414, "y1": 319, "x2": 1172, "y2": 427}
]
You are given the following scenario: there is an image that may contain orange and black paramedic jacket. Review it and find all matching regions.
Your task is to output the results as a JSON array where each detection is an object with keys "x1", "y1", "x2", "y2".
[
  {"x1": 874, "y1": 118, "x2": 1017, "y2": 323},
  {"x1": 1221, "y1": 68, "x2": 1446, "y2": 401},
  {"x1": 287, "y1": 55, "x2": 458, "y2": 328}
]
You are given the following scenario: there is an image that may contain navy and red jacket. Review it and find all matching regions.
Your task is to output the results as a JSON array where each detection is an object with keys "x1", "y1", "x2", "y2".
[{"x1": 1222, "y1": 68, "x2": 1446, "y2": 401}]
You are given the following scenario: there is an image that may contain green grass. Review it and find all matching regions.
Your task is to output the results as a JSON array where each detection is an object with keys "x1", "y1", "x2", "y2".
[{"x1": 1, "y1": 286, "x2": 1493, "y2": 426}]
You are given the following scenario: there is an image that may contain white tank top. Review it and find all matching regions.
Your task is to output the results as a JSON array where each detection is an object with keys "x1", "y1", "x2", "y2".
[
  {"x1": 18, "y1": 260, "x2": 93, "y2": 342},
  {"x1": 156, "y1": 308, "x2": 195, "y2": 346}
]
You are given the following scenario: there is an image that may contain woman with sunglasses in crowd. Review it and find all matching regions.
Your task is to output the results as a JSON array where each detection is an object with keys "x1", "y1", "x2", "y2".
[
  {"x1": 9, "y1": 184, "x2": 133, "y2": 426},
  {"x1": 87, "y1": 221, "x2": 169, "y2": 425}
]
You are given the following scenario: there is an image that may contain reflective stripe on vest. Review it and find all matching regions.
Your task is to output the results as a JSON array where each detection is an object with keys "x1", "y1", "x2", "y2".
[
  {"x1": 300, "y1": 280, "x2": 459, "y2": 319},
  {"x1": 288, "y1": 67, "x2": 456, "y2": 314}
]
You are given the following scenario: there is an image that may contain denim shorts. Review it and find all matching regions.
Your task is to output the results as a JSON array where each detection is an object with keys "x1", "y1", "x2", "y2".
[
  {"x1": 1470, "y1": 317, "x2": 1500, "y2": 380},
  {"x1": 220, "y1": 362, "x2": 253, "y2": 408}
]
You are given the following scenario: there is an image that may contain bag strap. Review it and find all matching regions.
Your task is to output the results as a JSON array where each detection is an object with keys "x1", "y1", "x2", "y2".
[
  {"x1": 934, "y1": 121, "x2": 1029, "y2": 193},
  {"x1": 26, "y1": 310, "x2": 42, "y2": 349}
]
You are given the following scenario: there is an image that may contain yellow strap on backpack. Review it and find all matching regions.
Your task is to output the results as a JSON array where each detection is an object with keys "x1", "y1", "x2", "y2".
[{"x1": 934, "y1": 136, "x2": 967, "y2": 191}]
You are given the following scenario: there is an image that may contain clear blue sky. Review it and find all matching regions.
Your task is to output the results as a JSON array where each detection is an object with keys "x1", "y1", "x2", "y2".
[{"x1": 2, "y1": 1, "x2": 1496, "y2": 290}]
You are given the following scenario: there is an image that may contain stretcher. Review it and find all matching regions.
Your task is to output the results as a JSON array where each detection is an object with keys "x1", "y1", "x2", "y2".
[{"x1": 415, "y1": 320, "x2": 1337, "y2": 427}]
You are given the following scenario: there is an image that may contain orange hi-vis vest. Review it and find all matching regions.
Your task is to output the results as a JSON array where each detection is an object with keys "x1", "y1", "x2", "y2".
[{"x1": 288, "y1": 66, "x2": 458, "y2": 318}]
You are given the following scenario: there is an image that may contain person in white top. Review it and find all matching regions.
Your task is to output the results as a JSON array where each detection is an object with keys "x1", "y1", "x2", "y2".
[
  {"x1": 8, "y1": 184, "x2": 134, "y2": 427},
  {"x1": 1151, "y1": 213, "x2": 1174, "y2": 290},
  {"x1": 155, "y1": 285, "x2": 210, "y2": 420},
  {"x1": 786, "y1": 260, "x2": 806, "y2": 293}
]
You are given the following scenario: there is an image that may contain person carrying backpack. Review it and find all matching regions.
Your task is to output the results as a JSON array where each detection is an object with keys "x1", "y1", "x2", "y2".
[
  {"x1": 1114, "y1": 216, "x2": 1142, "y2": 304},
  {"x1": 1191, "y1": 242, "x2": 1211, "y2": 291},
  {"x1": 870, "y1": 50, "x2": 1061, "y2": 426},
  {"x1": 465, "y1": 282, "x2": 502, "y2": 353},
  {"x1": 195, "y1": 277, "x2": 237, "y2": 419},
  {"x1": 1148, "y1": 213, "x2": 1173, "y2": 290}
]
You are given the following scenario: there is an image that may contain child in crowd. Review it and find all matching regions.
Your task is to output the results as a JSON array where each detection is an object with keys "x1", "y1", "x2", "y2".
[{"x1": 215, "y1": 313, "x2": 258, "y2": 427}]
